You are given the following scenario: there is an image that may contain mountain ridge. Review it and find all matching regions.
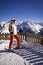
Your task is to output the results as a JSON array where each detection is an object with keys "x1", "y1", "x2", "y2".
[{"x1": 0, "y1": 21, "x2": 43, "y2": 34}]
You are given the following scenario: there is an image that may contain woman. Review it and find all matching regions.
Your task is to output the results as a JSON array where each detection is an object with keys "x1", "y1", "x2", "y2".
[{"x1": 9, "y1": 18, "x2": 21, "y2": 49}]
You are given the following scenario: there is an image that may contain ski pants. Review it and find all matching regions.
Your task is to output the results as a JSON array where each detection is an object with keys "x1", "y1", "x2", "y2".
[{"x1": 9, "y1": 34, "x2": 20, "y2": 49}]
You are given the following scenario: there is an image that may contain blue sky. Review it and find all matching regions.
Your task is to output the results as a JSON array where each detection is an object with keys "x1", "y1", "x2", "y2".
[{"x1": 0, "y1": 0, "x2": 43, "y2": 23}]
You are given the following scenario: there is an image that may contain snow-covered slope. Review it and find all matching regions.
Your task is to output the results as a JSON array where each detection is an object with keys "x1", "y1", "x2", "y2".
[
  {"x1": 19, "y1": 21, "x2": 43, "y2": 34},
  {"x1": 0, "y1": 21, "x2": 43, "y2": 34},
  {"x1": 0, "y1": 40, "x2": 43, "y2": 65},
  {"x1": 0, "y1": 22, "x2": 6, "y2": 32},
  {"x1": 1, "y1": 22, "x2": 10, "y2": 33},
  {"x1": 0, "y1": 21, "x2": 6, "y2": 26},
  {"x1": 26, "y1": 22, "x2": 43, "y2": 33},
  {"x1": 0, "y1": 40, "x2": 26, "y2": 65}
]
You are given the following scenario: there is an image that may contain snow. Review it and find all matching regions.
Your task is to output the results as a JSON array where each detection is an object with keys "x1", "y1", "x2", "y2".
[
  {"x1": 0, "y1": 53, "x2": 25, "y2": 65},
  {"x1": 0, "y1": 21, "x2": 6, "y2": 27},
  {"x1": 22, "y1": 22, "x2": 43, "y2": 33},
  {"x1": 1, "y1": 22, "x2": 10, "y2": 33},
  {"x1": 0, "y1": 39, "x2": 43, "y2": 65},
  {"x1": 0, "y1": 40, "x2": 27, "y2": 65}
]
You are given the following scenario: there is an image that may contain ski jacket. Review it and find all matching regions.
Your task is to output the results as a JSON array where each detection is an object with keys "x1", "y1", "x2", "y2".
[{"x1": 9, "y1": 23, "x2": 17, "y2": 35}]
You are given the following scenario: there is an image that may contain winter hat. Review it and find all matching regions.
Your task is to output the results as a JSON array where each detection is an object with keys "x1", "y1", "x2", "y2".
[{"x1": 10, "y1": 18, "x2": 16, "y2": 24}]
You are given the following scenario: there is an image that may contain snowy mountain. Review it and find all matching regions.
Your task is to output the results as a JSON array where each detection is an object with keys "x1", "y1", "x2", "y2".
[
  {"x1": 0, "y1": 22, "x2": 6, "y2": 32},
  {"x1": 0, "y1": 21, "x2": 43, "y2": 34},
  {"x1": 0, "y1": 21, "x2": 6, "y2": 26},
  {"x1": 18, "y1": 21, "x2": 43, "y2": 34}
]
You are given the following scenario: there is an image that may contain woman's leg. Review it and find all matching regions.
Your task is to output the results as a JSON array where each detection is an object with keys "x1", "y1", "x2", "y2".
[
  {"x1": 14, "y1": 35, "x2": 21, "y2": 48},
  {"x1": 9, "y1": 34, "x2": 14, "y2": 49}
]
